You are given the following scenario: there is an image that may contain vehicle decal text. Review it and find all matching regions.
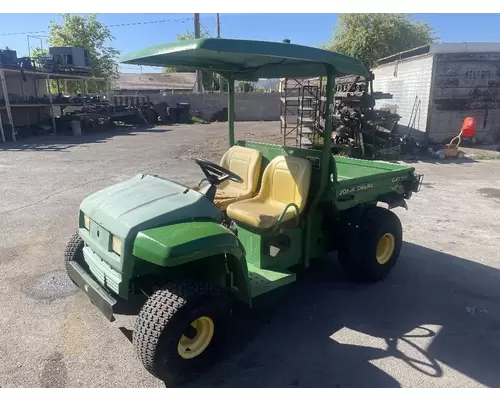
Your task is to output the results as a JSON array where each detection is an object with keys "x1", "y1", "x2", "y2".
[{"x1": 339, "y1": 183, "x2": 374, "y2": 196}]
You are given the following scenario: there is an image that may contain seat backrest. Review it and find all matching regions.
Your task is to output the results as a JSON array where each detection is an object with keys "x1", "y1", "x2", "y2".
[
  {"x1": 257, "y1": 155, "x2": 312, "y2": 212},
  {"x1": 219, "y1": 145, "x2": 262, "y2": 194}
]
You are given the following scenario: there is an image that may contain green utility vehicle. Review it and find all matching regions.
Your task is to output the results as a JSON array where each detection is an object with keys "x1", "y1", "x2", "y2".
[{"x1": 64, "y1": 38, "x2": 423, "y2": 383}]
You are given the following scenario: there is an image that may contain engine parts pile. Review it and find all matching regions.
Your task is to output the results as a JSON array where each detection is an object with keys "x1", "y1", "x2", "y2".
[{"x1": 328, "y1": 75, "x2": 404, "y2": 159}]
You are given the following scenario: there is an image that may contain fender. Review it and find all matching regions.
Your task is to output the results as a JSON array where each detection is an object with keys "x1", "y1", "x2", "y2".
[
  {"x1": 133, "y1": 220, "x2": 244, "y2": 266},
  {"x1": 132, "y1": 220, "x2": 252, "y2": 304}
]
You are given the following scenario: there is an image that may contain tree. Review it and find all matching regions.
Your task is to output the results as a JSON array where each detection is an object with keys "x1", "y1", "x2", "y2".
[
  {"x1": 237, "y1": 81, "x2": 255, "y2": 92},
  {"x1": 163, "y1": 26, "x2": 227, "y2": 92},
  {"x1": 321, "y1": 14, "x2": 439, "y2": 68},
  {"x1": 32, "y1": 14, "x2": 120, "y2": 93}
]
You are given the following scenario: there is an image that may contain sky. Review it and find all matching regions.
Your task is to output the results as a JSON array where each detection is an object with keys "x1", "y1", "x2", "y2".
[{"x1": 1, "y1": 13, "x2": 500, "y2": 73}]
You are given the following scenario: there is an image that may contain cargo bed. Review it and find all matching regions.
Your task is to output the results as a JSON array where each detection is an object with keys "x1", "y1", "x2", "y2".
[{"x1": 334, "y1": 156, "x2": 414, "y2": 185}]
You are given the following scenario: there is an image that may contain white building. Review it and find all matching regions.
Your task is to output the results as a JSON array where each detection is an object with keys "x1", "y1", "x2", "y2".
[{"x1": 372, "y1": 42, "x2": 500, "y2": 144}]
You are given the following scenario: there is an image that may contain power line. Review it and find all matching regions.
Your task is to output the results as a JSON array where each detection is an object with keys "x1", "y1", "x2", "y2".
[{"x1": 0, "y1": 17, "x2": 193, "y2": 36}]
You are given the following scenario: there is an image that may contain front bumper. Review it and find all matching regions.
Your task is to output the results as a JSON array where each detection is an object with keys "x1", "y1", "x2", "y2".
[
  {"x1": 412, "y1": 173, "x2": 424, "y2": 192},
  {"x1": 67, "y1": 260, "x2": 117, "y2": 321}
]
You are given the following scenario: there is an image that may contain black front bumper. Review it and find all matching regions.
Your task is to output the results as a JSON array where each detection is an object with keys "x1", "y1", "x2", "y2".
[
  {"x1": 412, "y1": 173, "x2": 424, "y2": 192},
  {"x1": 67, "y1": 261, "x2": 117, "y2": 322}
]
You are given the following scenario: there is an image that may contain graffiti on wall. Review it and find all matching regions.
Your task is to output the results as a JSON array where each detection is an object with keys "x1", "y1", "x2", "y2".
[{"x1": 433, "y1": 56, "x2": 500, "y2": 111}]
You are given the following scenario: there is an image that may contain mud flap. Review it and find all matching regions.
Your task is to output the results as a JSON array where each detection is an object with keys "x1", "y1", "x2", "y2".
[{"x1": 378, "y1": 192, "x2": 408, "y2": 210}]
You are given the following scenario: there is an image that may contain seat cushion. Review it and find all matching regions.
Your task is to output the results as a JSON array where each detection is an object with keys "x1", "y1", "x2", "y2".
[
  {"x1": 218, "y1": 145, "x2": 262, "y2": 198},
  {"x1": 226, "y1": 199, "x2": 297, "y2": 229},
  {"x1": 191, "y1": 146, "x2": 262, "y2": 210},
  {"x1": 213, "y1": 186, "x2": 254, "y2": 210},
  {"x1": 226, "y1": 155, "x2": 312, "y2": 229}
]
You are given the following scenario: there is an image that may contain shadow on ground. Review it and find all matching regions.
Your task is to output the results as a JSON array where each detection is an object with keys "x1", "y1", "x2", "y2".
[
  {"x1": 154, "y1": 242, "x2": 500, "y2": 388},
  {"x1": 0, "y1": 126, "x2": 171, "y2": 152}
]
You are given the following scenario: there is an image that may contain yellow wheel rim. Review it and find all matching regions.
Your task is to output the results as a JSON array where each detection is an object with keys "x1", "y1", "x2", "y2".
[
  {"x1": 376, "y1": 233, "x2": 395, "y2": 264},
  {"x1": 177, "y1": 316, "x2": 214, "y2": 360}
]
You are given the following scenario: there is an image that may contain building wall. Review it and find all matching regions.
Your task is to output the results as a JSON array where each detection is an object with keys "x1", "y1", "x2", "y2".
[
  {"x1": 372, "y1": 54, "x2": 434, "y2": 141},
  {"x1": 1, "y1": 71, "x2": 49, "y2": 128},
  {"x1": 427, "y1": 52, "x2": 500, "y2": 143},
  {"x1": 148, "y1": 92, "x2": 280, "y2": 121}
]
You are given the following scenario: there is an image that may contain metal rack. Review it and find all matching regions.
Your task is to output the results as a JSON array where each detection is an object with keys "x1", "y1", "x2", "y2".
[
  {"x1": 280, "y1": 77, "x2": 323, "y2": 148},
  {"x1": 0, "y1": 67, "x2": 109, "y2": 142}
]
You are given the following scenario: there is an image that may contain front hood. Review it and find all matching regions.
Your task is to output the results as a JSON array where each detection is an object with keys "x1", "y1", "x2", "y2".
[{"x1": 80, "y1": 173, "x2": 221, "y2": 240}]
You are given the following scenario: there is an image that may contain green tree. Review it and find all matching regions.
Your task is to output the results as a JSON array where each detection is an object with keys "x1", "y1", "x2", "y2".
[
  {"x1": 163, "y1": 26, "x2": 226, "y2": 92},
  {"x1": 32, "y1": 14, "x2": 120, "y2": 93},
  {"x1": 322, "y1": 14, "x2": 439, "y2": 68}
]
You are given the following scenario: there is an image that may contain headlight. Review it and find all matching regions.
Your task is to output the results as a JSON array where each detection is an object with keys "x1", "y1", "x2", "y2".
[
  {"x1": 83, "y1": 214, "x2": 90, "y2": 230},
  {"x1": 111, "y1": 235, "x2": 122, "y2": 256}
]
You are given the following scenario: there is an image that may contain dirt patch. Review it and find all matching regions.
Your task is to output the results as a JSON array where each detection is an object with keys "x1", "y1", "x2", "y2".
[
  {"x1": 478, "y1": 188, "x2": 500, "y2": 201},
  {"x1": 22, "y1": 269, "x2": 78, "y2": 301},
  {"x1": 40, "y1": 352, "x2": 67, "y2": 388},
  {"x1": 466, "y1": 148, "x2": 500, "y2": 160},
  {"x1": 173, "y1": 124, "x2": 283, "y2": 162}
]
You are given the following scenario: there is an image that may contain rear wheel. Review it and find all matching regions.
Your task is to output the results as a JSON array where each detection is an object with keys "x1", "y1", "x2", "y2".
[
  {"x1": 338, "y1": 207, "x2": 402, "y2": 282},
  {"x1": 133, "y1": 280, "x2": 231, "y2": 385}
]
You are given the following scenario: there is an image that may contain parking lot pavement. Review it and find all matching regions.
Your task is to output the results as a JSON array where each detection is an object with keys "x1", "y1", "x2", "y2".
[{"x1": 0, "y1": 122, "x2": 499, "y2": 387}]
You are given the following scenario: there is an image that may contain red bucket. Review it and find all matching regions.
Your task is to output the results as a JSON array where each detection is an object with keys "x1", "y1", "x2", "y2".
[{"x1": 461, "y1": 117, "x2": 477, "y2": 137}]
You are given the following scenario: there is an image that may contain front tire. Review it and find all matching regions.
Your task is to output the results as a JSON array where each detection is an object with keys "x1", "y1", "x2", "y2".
[
  {"x1": 133, "y1": 280, "x2": 231, "y2": 385},
  {"x1": 338, "y1": 207, "x2": 403, "y2": 282},
  {"x1": 64, "y1": 231, "x2": 85, "y2": 279}
]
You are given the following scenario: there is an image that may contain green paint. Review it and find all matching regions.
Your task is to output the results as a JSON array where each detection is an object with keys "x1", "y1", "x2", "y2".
[
  {"x1": 304, "y1": 70, "x2": 335, "y2": 268},
  {"x1": 247, "y1": 264, "x2": 296, "y2": 298},
  {"x1": 120, "y1": 38, "x2": 369, "y2": 80},
  {"x1": 132, "y1": 221, "x2": 243, "y2": 267},
  {"x1": 228, "y1": 77, "x2": 235, "y2": 147},
  {"x1": 235, "y1": 224, "x2": 303, "y2": 273}
]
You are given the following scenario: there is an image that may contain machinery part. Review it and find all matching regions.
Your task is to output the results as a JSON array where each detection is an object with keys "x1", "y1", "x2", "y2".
[
  {"x1": 0, "y1": 49, "x2": 18, "y2": 67},
  {"x1": 133, "y1": 280, "x2": 231, "y2": 384},
  {"x1": 337, "y1": 207, "x2": 402, "y2": 282},
  {"x1": 330, "y1": 74, "x2": 402, "y2": 160}
]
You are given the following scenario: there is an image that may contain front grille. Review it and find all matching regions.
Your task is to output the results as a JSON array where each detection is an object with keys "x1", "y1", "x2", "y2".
[{"x1": 83, "y1": 246, "x2": 122, "y2": 295}]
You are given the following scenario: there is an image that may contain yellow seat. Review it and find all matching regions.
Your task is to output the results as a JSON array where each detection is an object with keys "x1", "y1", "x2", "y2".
[
  {"x1": 226, "y1": 155, "x2": 312, "y2": 229},
  {"x1": 211, "y1": 146, "x2": 262, "y2": 210}
]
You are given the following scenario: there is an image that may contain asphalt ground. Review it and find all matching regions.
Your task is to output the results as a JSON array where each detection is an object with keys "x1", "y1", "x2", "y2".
[{"x1": 0, "y1": 122, "x2": 499, "y2": 387}]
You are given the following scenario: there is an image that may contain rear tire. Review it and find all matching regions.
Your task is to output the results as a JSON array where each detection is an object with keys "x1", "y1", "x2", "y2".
[
  {"x1": 133, "y1": 280, "x2": 231, "y2": 385},
  {"x1": 337, "y1": 207, "x2": 402, "y2": 282}
]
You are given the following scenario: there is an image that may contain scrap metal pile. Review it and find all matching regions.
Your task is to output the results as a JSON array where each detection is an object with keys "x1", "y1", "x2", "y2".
[{"x1": 322, "y1": 74, "x2": 404, "y2": 159}]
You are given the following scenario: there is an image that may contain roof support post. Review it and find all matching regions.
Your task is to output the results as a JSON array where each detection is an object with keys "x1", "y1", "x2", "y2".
[
  {"x1": 227, "y1": 75, "x2": 235, "y2": 147},
  {"x1": 46, "y1": 74, "x2": 57, "y2": 134},
  {"x1": 303, "y1": 66, "x2": 335, "y2": 269}
]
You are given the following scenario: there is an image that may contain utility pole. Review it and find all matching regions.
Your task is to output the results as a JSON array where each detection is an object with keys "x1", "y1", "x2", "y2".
[
  {"x1": 194, "y1": 13, "x2": 203, "y2": 93},
  {"x1": 216, "y1": 13, "x2": 220, "y2": 38},
  {"x1": 217, "y1": 13, "x2": 224, "y2": 92}
]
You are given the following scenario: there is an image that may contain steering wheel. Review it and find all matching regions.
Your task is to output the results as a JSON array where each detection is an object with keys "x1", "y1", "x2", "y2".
[{"x1": 194, "y1": 158, "x2": 243, "y2": 186}]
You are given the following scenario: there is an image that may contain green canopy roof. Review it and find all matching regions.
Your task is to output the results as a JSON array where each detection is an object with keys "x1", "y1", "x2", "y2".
[{"x1": 120, "y1": 38, "x2": 369, "y2": 80}]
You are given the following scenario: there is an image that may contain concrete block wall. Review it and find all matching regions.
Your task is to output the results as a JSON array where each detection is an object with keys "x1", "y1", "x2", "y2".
[{"x1": 147, "y1": 92, "x2": 280, "y2": 122}]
